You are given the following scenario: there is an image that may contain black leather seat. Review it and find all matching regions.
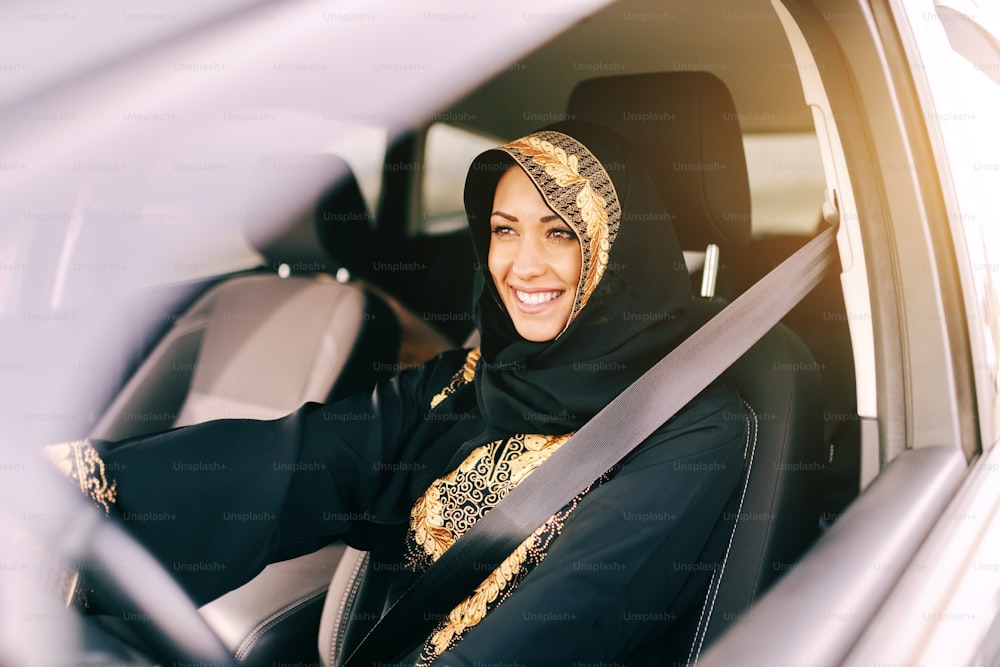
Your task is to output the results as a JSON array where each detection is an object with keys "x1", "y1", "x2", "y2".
[
  {"x1": 568, "y1": 73, "x2": 826, "y2": 663},
  {"x1": 568, "y1": 72, "x2": 753, "y2": 300},
  {"x1": 653, "y1": 301, "x2": 824, "y2": 665},
  {"x1": 91, "y1": 154, "x2": 400, "y2": 667}
]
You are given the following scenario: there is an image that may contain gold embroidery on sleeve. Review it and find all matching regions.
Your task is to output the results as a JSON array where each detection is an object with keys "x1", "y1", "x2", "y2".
[
  {"x1": 429, "y1": 348, "x2": 481, "y2": 409},
  {"x1": 45, "y1": 439, "x2": 118, "y2": 515},
  {"x1": 43, "y1": 439, "x2": 118, "y2": 608}
]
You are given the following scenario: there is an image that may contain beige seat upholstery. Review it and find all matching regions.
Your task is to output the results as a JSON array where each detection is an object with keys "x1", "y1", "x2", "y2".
[
  {"x1": 317, "y1": 546, "x2": 371, "y2": 667},
  {"x1": 93, "y1": 274, "x2": 376, "y2": 438},
  {"x1": 200, "y1": 543, "x2": 348, "y2": 665}
]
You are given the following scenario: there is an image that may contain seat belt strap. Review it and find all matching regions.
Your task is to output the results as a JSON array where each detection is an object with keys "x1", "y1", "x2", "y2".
[{"x1": 346, "y1": 224, "x2": 838, "y2": 666}]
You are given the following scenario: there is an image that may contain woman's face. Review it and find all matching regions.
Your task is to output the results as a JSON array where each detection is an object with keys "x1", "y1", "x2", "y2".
[{"x1": 488, "y1": 166, "x2": 582, "y2": 342}]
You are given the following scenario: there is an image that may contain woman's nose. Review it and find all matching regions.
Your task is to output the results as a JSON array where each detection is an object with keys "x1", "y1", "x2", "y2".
[{"x1": 511, "y1": 236, "x2": 545, "y2": 277}]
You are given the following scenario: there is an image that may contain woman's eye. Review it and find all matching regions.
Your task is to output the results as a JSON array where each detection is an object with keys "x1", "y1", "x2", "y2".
[
  {"x1": 549, "y1": 228, "x2": 577, "y2": 242},
  {"x1": 491, "y1": 225, "x2": 515, "y2": 237}
]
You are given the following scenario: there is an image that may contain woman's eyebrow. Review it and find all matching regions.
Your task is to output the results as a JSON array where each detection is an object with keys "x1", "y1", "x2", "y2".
[{"x1": 490, "y1": 211, "x2": 563, "y2": 224}]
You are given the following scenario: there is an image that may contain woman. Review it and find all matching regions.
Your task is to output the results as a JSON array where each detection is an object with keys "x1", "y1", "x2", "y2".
[{"x1": 49, "y1": 121, "x2": 749, "y2": 665}]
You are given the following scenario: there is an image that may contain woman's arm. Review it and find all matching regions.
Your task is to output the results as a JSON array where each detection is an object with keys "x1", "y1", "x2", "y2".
[{"x1": 49, "y1": 349, "x2": 469, "y2": 606}]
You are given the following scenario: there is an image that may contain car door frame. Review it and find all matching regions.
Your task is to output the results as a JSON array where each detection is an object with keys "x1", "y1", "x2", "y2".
[{"x1": 701, "y1": 0, "x2": 990, "y2": 664}]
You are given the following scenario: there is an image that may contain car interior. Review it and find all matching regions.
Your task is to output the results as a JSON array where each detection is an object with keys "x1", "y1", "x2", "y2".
[
  {"x1": 15, "y1": 1, "x2": 905, "y2": 665},
  {"x1": 77, "y1": 43, "x2": 863, "y2": 667}
]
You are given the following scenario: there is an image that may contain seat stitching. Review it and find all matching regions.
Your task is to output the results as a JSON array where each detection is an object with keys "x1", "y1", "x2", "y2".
[
  {"x1": 331, "y1": 551, "x2": 370, "y2": 667},
  {"x1": 234, "y1": 585, "x2": 330, "y2": 662},
  {"x1": 688, "y1": 400, "x2": 758, "y2": 666},
  {"x1": 686, "y1": 566, "x2": 719, "y2": 666}
]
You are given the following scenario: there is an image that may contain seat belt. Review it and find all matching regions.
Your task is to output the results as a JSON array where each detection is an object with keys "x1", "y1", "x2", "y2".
[{"x1": 345, "y1": 224, "x2": 838, "y2": 666}]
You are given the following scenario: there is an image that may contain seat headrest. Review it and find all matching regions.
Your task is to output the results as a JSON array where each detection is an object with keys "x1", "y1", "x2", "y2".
[
  {"x1": 568, "y1": 72, "x2": 751, "y2": 249},
  {"x1": 245, "y1": 154, "x2": 374, "y2": 279}
]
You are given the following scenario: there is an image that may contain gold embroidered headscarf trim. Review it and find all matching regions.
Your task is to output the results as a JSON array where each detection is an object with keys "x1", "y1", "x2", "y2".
[
  {"x1": 499, "y1": 131, "x2": 621, "y2": 331},
  {"x1": 429, "y1": 348, "x2": 481, "y2": 409},
  {"x1": 44, "y1": 439, "x2": 118, "y2": 515}
]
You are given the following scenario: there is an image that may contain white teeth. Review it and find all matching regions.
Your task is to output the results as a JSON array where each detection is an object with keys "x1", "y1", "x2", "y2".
[{"x1": 515, "y1": 289, "x2": 561, "y2": 305}]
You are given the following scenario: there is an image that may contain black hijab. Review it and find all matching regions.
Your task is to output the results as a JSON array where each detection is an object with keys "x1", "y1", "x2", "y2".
[{"x1": 464, "y1": 121, "x2": 692, "y2": 434}]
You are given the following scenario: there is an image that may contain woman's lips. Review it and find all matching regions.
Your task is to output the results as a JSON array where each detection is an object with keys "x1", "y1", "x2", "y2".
[{"x1": 511, "y1": 287, "x2": 565, "y2": 314}]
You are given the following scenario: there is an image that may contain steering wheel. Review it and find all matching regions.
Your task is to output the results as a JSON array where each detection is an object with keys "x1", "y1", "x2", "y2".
[{"x1": 20, "y1": 462, "x2": 238, "y2": 667}]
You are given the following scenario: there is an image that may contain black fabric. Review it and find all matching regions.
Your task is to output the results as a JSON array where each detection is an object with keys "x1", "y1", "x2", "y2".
[
  {"x1": 465, "y1": 121, "x2": 692, "y2": 434},
  {"x1": 345, "y1": 386, "x2": 748, "y2": 666},
  {"x1": 89, "y1": 357, "x2": 746, "y2": 664},
  {"x1": 89, "y1": 350, "x2": 484, "y2": 598},
  {"x1": 327, "y1": 290, "x2": 401, "y2": 402}
]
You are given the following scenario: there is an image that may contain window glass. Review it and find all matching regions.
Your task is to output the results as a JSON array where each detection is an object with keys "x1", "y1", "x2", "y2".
[
  {"x1": 971, "y1": 605, "x2": 1000, "y2": 666},
  {"x1": 322, "y1": 123, "x2": 388, "y2": 220},
  {"x1": 743, "y1": 133, "x2": 827, "y2": 236},
  {"x1": 421, "y1": 123, "x2": 503, "y2": 235},
  {"x1": 897, "y1": 0, "x2": 1000, "y2": 448}
]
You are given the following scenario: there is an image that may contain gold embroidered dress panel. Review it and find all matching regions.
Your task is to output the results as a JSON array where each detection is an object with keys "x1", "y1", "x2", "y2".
[{"x1": 406, "y1": 432, "x2": 580, "y2": 663}]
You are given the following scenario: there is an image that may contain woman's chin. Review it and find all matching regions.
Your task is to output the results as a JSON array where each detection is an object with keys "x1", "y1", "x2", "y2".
[{"x1": 510, "y1": 318, "x2": 565, "y2": 343}]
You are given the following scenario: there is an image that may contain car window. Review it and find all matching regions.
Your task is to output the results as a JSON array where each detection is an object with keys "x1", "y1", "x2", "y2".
[
  {"x1": 743, "y1": 133, "x2": 826, "y2": 236},
  {"x1": 898, "y1": 0, "x2": 1000, "y2": 449},
  {"x1": 0, "y1": 0, "x2": 277, "y2": 108},
  {"x1": 322, "y1": 122, "x2": 388, "y2": 222},
  {"x1": 420, "y1": 122, "x2": 503, "y2": 235}
]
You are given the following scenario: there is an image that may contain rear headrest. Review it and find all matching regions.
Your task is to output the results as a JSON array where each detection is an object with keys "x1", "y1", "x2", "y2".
[
  {"x1": 568, "y1": 72, "x2": 751, "y2": 249},
  {"x1": 245, "y1": 154, "x2": 374, "y2": 279}
]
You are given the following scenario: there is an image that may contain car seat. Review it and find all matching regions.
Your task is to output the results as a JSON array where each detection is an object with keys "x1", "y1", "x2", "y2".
[
  {"x1": 568, "y1": 71, "x2": 753, "y2": 300},
  {"x1": 571, "y1": 71, "x2": 858, "y2": 526},
  {"x1": 568, "y1": 72, "x2": 827, "y2": 663},
  {"x1": 90, "y1": 154, "x2": 401, "y2": 667}
]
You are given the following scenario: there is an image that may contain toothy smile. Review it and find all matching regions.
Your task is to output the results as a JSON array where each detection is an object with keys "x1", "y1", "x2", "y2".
[{"x1": 514, "y1": 289, "x2": 563, "y2": 305}]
